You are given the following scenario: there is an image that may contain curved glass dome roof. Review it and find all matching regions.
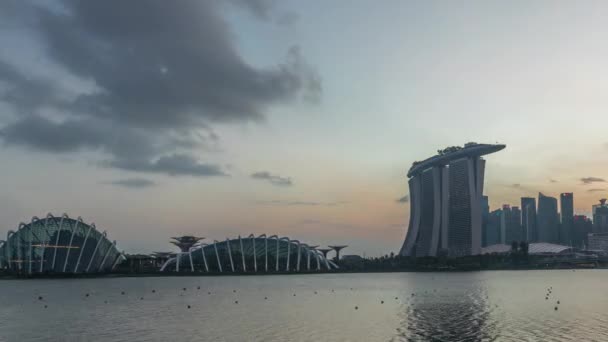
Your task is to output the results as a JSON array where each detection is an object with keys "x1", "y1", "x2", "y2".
[
  {"x1": 0, "y1": 214, "x2": 124, "y2": 274},
  {"x1": 161, "y1": 235, "x2": 338, "y2": 272}
]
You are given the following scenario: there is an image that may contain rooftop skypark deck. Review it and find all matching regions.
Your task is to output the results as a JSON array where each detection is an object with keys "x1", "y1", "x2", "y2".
[{"x1": 407, "y1": 142, "x2": 506, "y2": 177}]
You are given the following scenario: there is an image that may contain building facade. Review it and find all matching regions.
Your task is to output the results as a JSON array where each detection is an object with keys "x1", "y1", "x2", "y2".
[
  {"x1": 400, "y1": 143, "x2": 505, "y2": 257},
  {"x1": 587, "y1": 232, "x2": 608, "y2": 253},
  {"x1": 537, "y1": 193, "x2": 560, "y2": 243},
  {"x1": 521, "y1": 197, "x2": 537, "y2": 242},
  {"x1": 481, "y1": 196, "x2": 490, "y2": 247},
  {"x1": 559, "y1": 193, "x2": 574, "y2": 245},
  {"x1": 0, "y1": 214, "x2": 123, "y2": 274},
  {"x1": 160, "y1": 235, "x2": 338, "y2": 272},
  {"x1": 486, "y1": 209, "x2": 502, "y2": 246},
  {"x1": 593, "y1": 199, "x2": 608, "y2": 233},
  {"x1": 573, "y1": 215, "x2": 592, "y2": 249}
]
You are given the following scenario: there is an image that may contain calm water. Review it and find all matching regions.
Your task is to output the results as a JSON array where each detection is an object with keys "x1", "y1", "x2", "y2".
[{"x1": 1, "y1": 271, "x2": 607, "y2": 341}]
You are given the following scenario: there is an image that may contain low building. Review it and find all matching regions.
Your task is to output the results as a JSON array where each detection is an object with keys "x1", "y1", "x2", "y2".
[
  {"x1": 481, "y1": 242, "x2": 574, "y2": 255},
  {"x1": 341, "y1": 255, "x2": 364, "y2": 262},
  {"x1": 587, "y1": 232, "x2": 608, "y2": 253}
]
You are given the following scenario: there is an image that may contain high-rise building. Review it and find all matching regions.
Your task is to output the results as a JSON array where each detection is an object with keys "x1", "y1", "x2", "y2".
[
  {"x1": 572, "y1": 215, "x2": 592, "y2": 249},
  {"x1": 559, "y1": 193, "x2": 574, "y2": 245},
  {"x1": 486, "y1": 209, "x2": 502, "y2": 246},
  {"x1": 512, "y1": 206, "x2": 522, "y2": 241},
  {"x1": 521, "y1": 197, "x2": 537, "y2": 242},
  {"x1": 400, "y1": 143, "x2": 505, "y2": 257},
  {"x1": 537, "y1": 193, "x2": 559, "y2": 243},
  {"x1": 593, "y1": 199, "x2": 608, "y2": 233},
  {"x1": 503, "y1": 205, "x2": 523, "y2": 243},
  {"x1": 481, "y1": 196, "x2": 490, "y2": 247}
]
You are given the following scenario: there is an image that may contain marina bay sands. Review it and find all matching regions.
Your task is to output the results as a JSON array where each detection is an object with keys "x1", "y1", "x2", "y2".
[{"x1": 400, "y1": 142, "x2": 506, "y2": 257}]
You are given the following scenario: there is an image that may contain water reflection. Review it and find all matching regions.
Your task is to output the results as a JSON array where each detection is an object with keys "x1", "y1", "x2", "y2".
[{"x1": 395, "y1": 284, "x2": 496, "y2": 341}]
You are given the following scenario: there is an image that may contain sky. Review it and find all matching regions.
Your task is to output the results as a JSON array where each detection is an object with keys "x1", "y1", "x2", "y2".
[{"x1": 1, "y1": 1, "x2": 608, "y2": 257}]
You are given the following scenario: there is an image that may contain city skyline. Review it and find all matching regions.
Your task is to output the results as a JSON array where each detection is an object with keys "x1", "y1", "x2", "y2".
[{"x1": 3, "y1": 1, "x2": 608, "y2": 256}]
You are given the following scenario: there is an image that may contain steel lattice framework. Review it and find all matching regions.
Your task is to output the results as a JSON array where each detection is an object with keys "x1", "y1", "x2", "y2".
[
  {"x1": 0, "y1": 213, "x2": 124, "y2": 274},
  {"x1": 160, "y1": 234, "x2": 338, "y2": 272}
]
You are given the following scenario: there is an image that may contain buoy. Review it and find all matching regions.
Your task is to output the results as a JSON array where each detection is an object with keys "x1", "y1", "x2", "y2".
[
  {"x1": 381, "y1": 301, "x2": 384, "y2": 304},
  {"x1": 557, "y1": 301, "x2": 560, "y2": 304},
  {"x1": 38, "y1": 296, "x2": 43, "y2": 301},
  {"x1": 235, "y1": 300, "x2": 238, "y2": 304},
  {"x1": 187, "y1": 305, "x2": 191, "y2": 309},
  {"x1": 104, "y1": 301, "x2": 108, "y2": 304},
  {"x1": 293, "y1": 294, "x2": 296, "y2": 297},
  {"x1": 355, "y1": 306, "x2": 358, "y2": 310},
  {"x1": 85, "y1": 293, "x2": 89, "y2": 297},
  {"x1": 314, "y1": 291, "x2": 317, "y2": 294},
  {"x1": 140, "y1": 297, "x2": 144, "y2": 300},
  {"x1": 44, "y1": 305, "x2": 47, "y2": 308},
  {"x1": 208, "y1": 292, "x2": 211, "y2": 295},
  {"x1": 264, "y1": 297, "x2": 268, "y2": 300},
  {"x1": 152, "y1": 290, "x2": 156, "y2": 293},
  {"x1": 121, "y1": 291, "x2": 125, "y2": 295},
  {"x1": 554, "y1": 306, "x2": 558, "y2": 311},
  {"x1": 395, "y1": 297, "x2": 398, "y2": 300},
  {"x1": 197, "y1": 286, "x2": 200, "y2": 290},
  {"x1": 233, "y1": 290, "x2": 236, "y2": 293},
  {"x1": 183, "y1": 288, "x2": 187, "y2": 291}
]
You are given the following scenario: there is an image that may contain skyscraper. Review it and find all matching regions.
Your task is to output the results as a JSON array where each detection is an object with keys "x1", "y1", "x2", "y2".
[
  {"x1": 593, "y1": 199, "x2": 608, "y2": 233},
  {"x1": 559, "y1": 193, "x2": 574, "y2": 245},
  {"x1": 486, "y1": 209, "x2": 502, "y2": 245},
  {"x1": 400, "y1": 143, "x2": 506, "y2": 257},
  {"x1": 572, "y1": 215, "x2": 592, "y2": 248},
  {"x1": 537, "y1": 193, "x2": 559, "y2": 243},
  {"x1": 503, "y1": 205, "x2": 523, "y2": 243},
  {"x1": 521, "y1": 197, "x2": 537, "y2": 242},
  {"x1": 481, "y1": 196, "x2": 490, "y2": 247},
  {"x1": 512, "y1": 206, "x2": 522, "y2": 241}
]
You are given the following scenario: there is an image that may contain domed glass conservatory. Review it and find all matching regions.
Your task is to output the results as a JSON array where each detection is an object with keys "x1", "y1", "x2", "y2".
[
  {"x1": 0, "y1": 214, "x2": 124, "y2": 274},
  {"x1": 160, "y1": 235, "x2": 338, "y2": 272}
]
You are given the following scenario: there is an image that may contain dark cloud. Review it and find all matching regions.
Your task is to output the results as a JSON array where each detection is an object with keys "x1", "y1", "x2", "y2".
[
  {"x1": 227, "y1": 0, "x2": 275, "y2": 20},
  {"x1": 396, "y1": 195, "x2": 409, "y2": 203},
  {"x1": 581, "y1": 177, "x2": 605, "y2": 184},
  {"x1": 588, "y1": 188, "x2": 606, "y2": 193},
  {"x1": 104, "y1": 178, "x2": 156, "y2": 189},
  {"x1": 0, "y1": 115, "x2": 106, "y2": 153},
  {"x1": 107, "y1": 154, "x2": 228, "y2": 177},
  {"x1": 0, "y1": 115, "x2": 226, "y2": 176},
  {"x1": 0, "y1": 0, "x2": 320, "y2": 176},
  {"x1": 251, "y1": 171, "x2": 293, "y2": 186},
  {"x1": 275, "y1": 12, "x2": 299, "y2": 27},
  {"x1": 256, "y1": 200, "x2": 347, "y2": 206}
]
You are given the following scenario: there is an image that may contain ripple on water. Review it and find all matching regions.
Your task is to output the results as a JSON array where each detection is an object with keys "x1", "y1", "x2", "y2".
[{"x1": 1, "y1": 271, "x2": 608, "y2": 341}]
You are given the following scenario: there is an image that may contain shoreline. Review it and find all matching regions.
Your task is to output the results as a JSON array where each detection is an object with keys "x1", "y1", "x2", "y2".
[{"x1": 1, "y1": 265, "x2": 606, "y2": 280}]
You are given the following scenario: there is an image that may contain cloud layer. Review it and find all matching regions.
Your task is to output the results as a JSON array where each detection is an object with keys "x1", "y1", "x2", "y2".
[
  {"x1": 581, "y1": 177, "x2": 605, "y2": 184},
  {"x1": 251, "y1": 171, "x2": 293, "y2": 186},
  {"x1": 104, "y1": 178, "x2": 156, "y2": 189},
  {"x1": 0, "y1": 0, "x2": 320, "y2": 177},
  {"x1": 256, "y1": 200, "x2": 347, "y2": 206}
]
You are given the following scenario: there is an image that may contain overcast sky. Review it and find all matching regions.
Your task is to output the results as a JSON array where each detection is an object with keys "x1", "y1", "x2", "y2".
[{"x1": 2, "y1": 0, "x2": 608, "y2": 256}]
